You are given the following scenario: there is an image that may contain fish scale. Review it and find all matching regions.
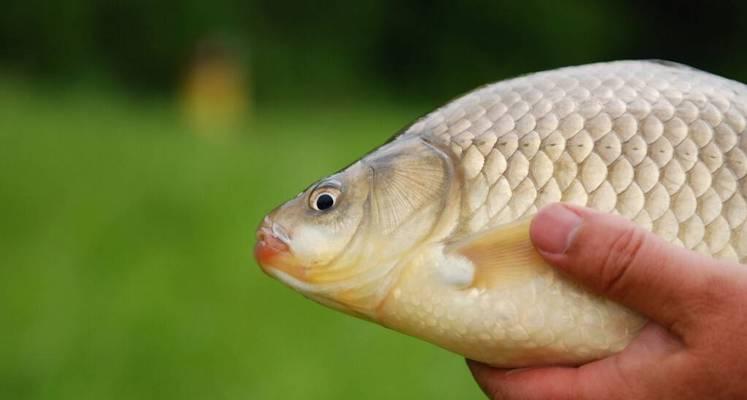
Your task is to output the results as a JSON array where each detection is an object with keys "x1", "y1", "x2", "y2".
[
  {"x1": 403, "y1": 60, "x2": 747, "y2": 262},
  {"x1": 257, "y1": 60, "x2": 747, "y2": 367}
]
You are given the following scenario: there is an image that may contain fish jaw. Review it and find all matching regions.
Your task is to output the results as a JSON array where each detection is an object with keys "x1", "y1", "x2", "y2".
[
  {"x1": 254, "y1": 214, "x2": 405, "y2": 317},
  {"x1": 255, "y1": 227, "x2": 288, "y2": 265}
]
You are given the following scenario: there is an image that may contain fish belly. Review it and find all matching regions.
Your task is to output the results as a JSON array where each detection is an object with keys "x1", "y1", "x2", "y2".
[{"x1": 380, "y1": 246, "x2": 644, "y2": 366}]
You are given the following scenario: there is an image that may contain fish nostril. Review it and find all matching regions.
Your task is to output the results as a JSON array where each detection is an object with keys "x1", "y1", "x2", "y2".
[{"x1": 256, "y1": 220, "x2": 275, "y2": 242}]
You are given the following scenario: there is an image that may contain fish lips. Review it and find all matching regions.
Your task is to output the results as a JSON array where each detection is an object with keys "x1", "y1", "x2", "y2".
[
  {"x1": 255, "y1": 227, "x2": 289, "y2": 262},
  {"x1": 254, "y1": 220, "x2": 306, "y2": 280}
]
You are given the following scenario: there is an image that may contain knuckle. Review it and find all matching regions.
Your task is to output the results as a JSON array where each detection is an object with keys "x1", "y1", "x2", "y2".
[
  {"x1": 699, "y1": 276, "x2": 729, "y2": 305},
  {"x1": 689, "y1": 273, "x2": 740, "y2": 323},
  {"x1": 596, "y1": 224, "x2": 648, "y2": 295}
]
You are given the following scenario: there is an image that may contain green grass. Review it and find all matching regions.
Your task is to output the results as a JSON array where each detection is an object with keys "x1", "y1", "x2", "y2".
[{"x1": 0, "y1": 83, "x2": 484, "y2": 400}]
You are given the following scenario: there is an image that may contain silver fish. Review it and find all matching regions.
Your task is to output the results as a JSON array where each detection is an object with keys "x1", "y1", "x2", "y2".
[{"x1": 255, "y1": 60, "x2": 747, "y2": 367}]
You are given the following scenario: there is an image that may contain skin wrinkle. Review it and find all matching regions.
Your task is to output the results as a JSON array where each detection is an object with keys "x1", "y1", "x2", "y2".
[{"x1": 594, "y1": 223, "x2": 648, "y2": 306}]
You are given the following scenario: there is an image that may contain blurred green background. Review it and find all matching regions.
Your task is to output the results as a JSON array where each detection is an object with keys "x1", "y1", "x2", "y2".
[{"x1": 1, "y1": 1, "x2": 746, "y2": 399}]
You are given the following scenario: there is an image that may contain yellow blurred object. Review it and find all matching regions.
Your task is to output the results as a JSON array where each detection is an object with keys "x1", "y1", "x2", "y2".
[{"x1": 181, "y1": 39, "x2": 250, "y2": 137}]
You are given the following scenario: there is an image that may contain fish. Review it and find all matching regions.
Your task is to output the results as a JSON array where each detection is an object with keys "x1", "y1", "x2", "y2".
[{"x1": 254, "y1": 60, "x2": 747, "y2": 367}]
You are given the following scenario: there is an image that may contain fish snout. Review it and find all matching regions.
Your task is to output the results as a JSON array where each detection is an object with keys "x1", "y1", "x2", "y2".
[{"x1": 254, "y1": 217, "x2": 291, "y2": 268}]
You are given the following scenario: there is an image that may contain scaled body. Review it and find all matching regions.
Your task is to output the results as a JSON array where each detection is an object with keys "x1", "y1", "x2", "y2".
[{"x1": 256, "y1": 61, "x2": 747, "y2": 366}]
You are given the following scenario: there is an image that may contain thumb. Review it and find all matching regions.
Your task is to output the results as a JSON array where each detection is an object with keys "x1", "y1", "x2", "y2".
[{"x1": 530, "y1": 203, "x2": 731, "y2": 332}]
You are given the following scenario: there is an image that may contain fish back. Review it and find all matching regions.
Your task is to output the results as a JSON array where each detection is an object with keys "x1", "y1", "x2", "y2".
[{"x1": 402, "y1": 61, "x2": 747, "y2": 262}]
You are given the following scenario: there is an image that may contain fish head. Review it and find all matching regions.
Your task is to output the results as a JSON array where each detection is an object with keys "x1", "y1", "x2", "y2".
[
  {"x1": 255, "y1": 137, "x2": 455, "y2": 316},
  {"x1": 255, "y1": 162, "x2": 369, "y2": 281}
]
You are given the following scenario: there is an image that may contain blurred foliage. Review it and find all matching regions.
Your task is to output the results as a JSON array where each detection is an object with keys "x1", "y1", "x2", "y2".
[
  {"x1": 1, "y1": 1, "x2": 746, "y2": 102},
  {"x1": 0, "y1": 83, "x2": 484, "y2": 399},
  {"x1": 2, "y1": 1, "x2": 747, "y2": 399}
]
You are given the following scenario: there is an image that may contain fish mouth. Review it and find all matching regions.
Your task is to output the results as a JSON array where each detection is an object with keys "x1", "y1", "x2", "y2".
[
  {"x1": 254, "y1": 217, "x2": 305, "y2": 279},
  {"x1": 255, "y1": 217, "x2": 290, "y2": 262}
]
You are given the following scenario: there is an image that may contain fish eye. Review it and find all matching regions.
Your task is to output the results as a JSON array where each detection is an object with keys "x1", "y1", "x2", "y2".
[
  {"x1": 310, "y1": 187, "x2": 340, "y2": 212},
  {"x1": 315, "y1": 193, "x2": 335, "y2": 210}
]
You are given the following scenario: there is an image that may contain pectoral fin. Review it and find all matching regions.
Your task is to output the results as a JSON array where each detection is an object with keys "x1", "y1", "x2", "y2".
[{"x1": 447, "y1": 219, "x2": 551, "y2": 289}]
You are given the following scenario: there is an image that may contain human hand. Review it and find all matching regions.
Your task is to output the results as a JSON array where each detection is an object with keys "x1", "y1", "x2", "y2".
[{"x1": 467, "y1": 203, "x2": 747, "y2": 400}]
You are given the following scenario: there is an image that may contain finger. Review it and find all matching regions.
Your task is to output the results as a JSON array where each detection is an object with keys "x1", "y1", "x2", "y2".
[
  {"x1": 530, "y1": 203, "x2": 731, "y2": 331},
  {"x1": 466, "y1": 360, "x2": 587, "y2": 400}
]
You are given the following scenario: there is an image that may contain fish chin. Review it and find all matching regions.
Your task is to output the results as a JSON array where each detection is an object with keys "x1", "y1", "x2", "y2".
[
  {"x1": 265, "y1": 267, "x2": 319, "y2": 294},
  {"x1": 266, "y1": 267, "x2": 377, "y2": 319},
  {"x1": 265, "y1": 251, "x2": 406, "y2": 318}
]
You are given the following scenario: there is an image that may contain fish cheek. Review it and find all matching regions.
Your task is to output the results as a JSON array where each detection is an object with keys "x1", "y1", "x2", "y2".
[{"x1": 290, "y1": 200, "x2": 364, "y2": 267}]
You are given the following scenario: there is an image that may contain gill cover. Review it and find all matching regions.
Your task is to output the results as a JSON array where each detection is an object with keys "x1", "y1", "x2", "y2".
[{"x1": 364, "y1": 138, "x2": 453, "y2": 238}]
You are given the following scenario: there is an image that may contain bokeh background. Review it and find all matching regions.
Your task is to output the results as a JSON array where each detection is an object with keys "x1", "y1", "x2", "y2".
[{"x1": 1, "y1": 1, "x2": 746, "y2": 399}]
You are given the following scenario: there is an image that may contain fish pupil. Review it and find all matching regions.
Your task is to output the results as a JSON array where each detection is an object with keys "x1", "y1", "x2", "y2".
[{"x1": 316, "y1": 194, "x2": 335, "y2": 210}]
